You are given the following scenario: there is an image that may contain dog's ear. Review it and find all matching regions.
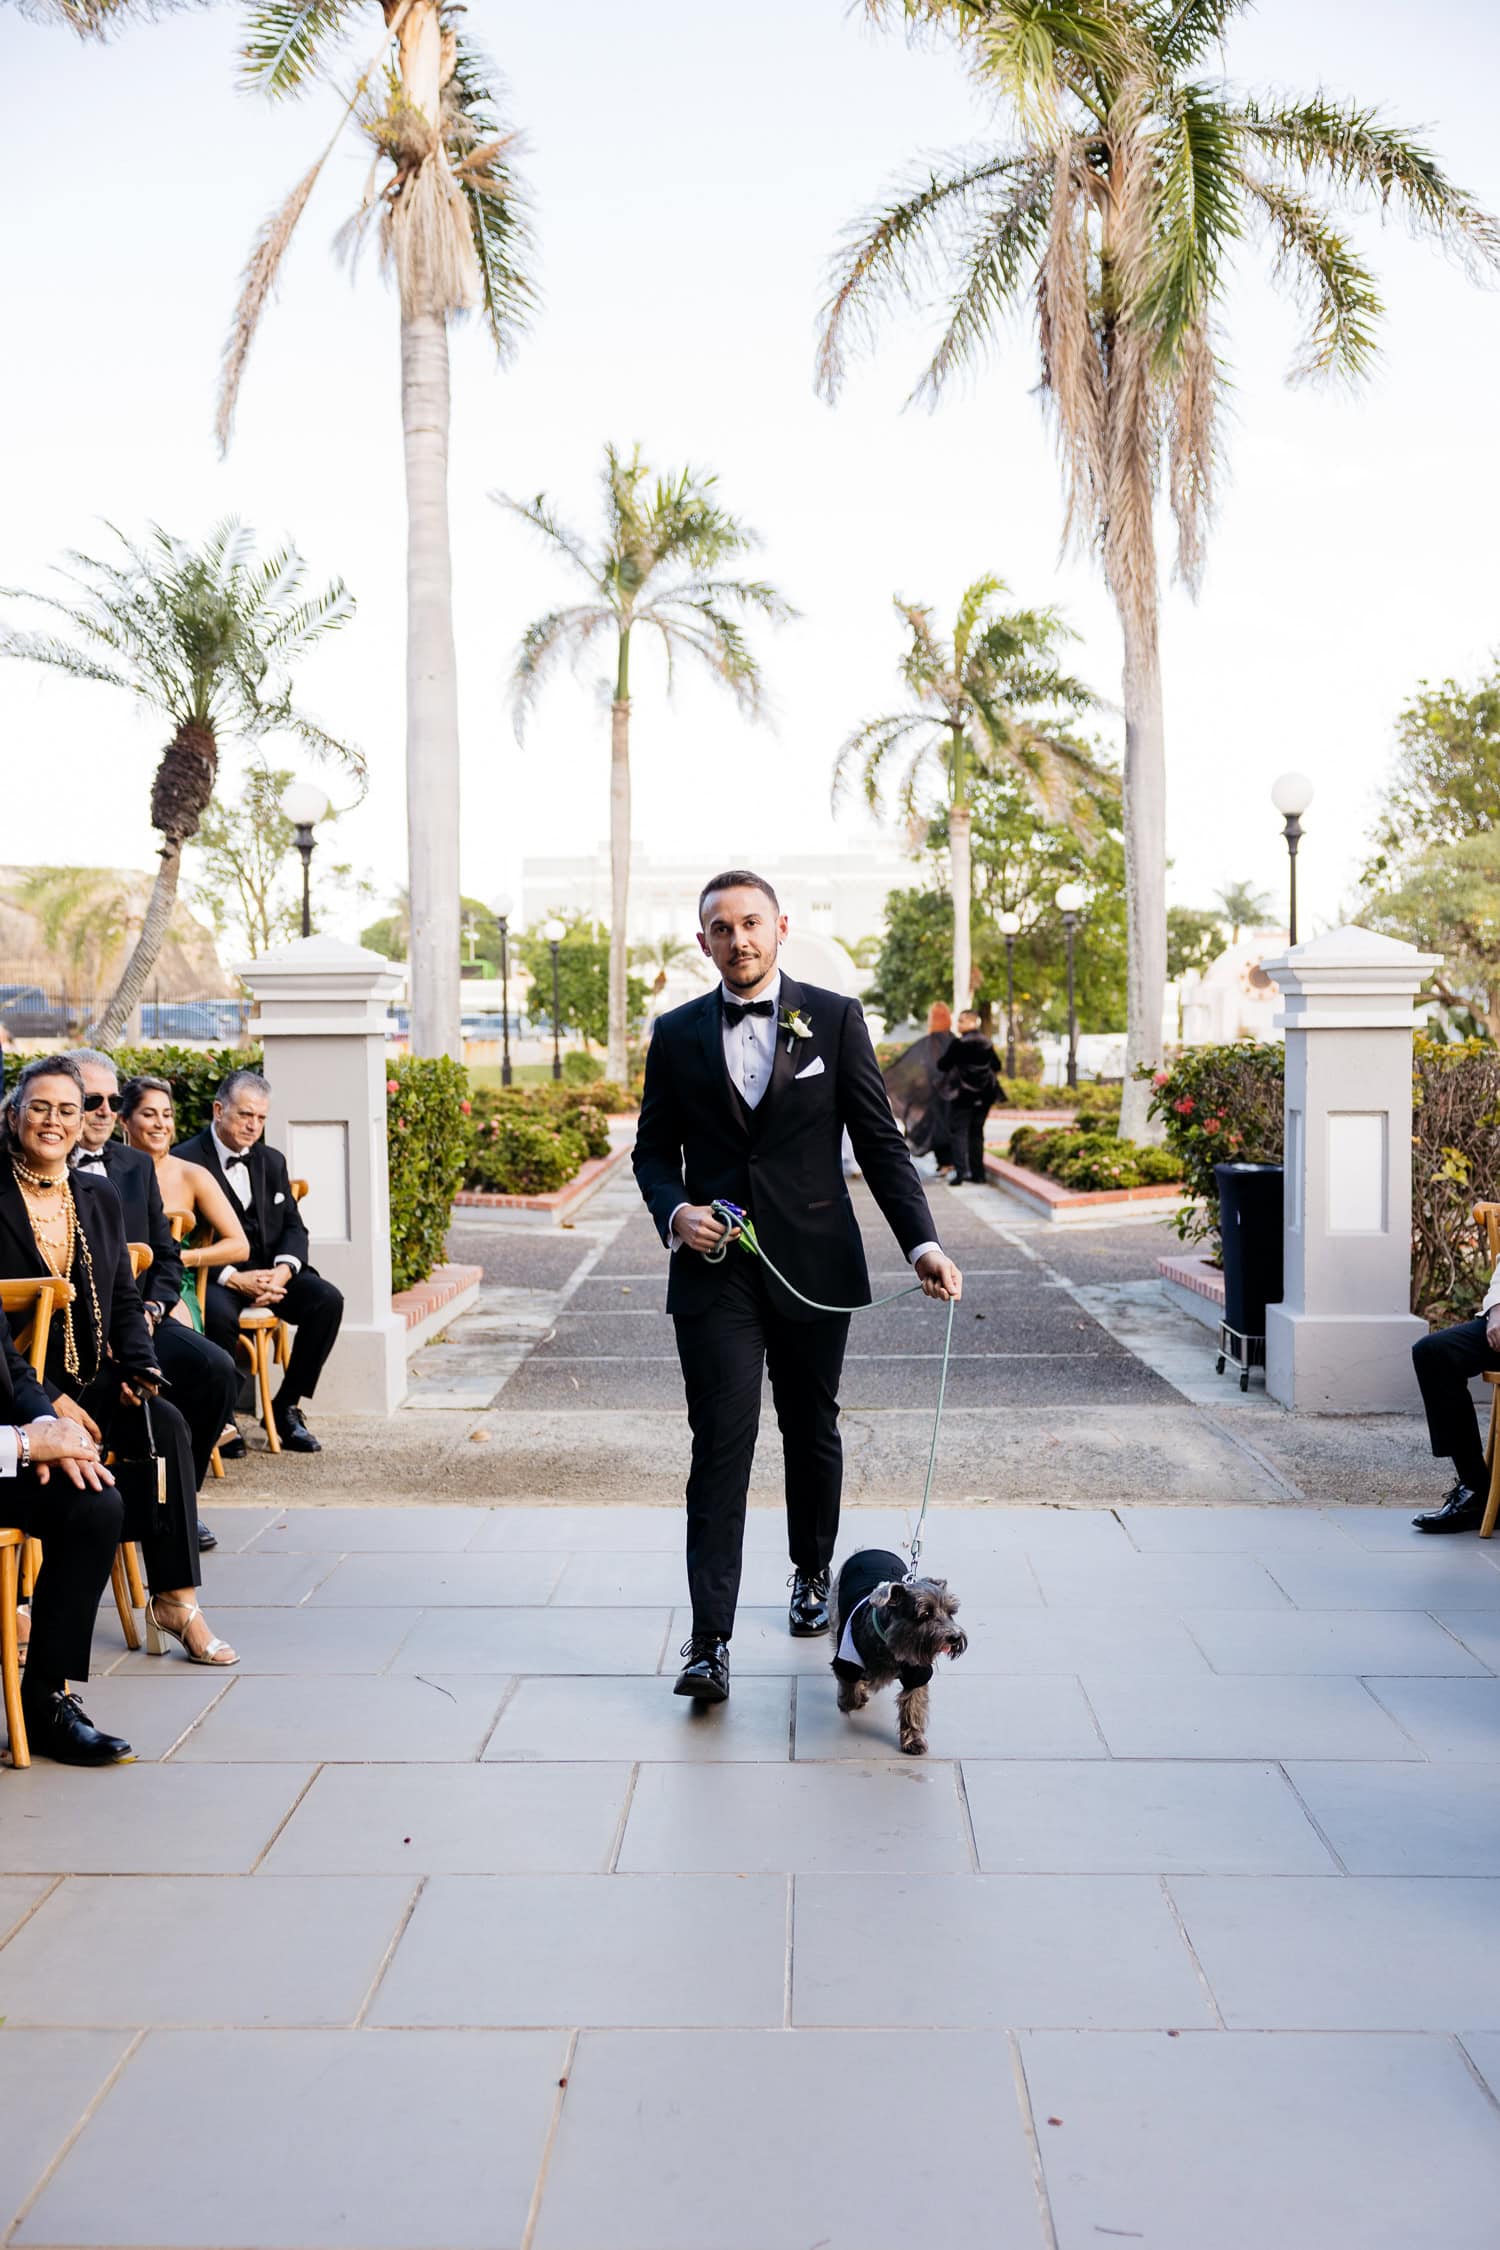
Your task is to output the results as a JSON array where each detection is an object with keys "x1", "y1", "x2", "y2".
[{"x1": 879, "y1": 1578, "x2": 910, "y2": 1612}]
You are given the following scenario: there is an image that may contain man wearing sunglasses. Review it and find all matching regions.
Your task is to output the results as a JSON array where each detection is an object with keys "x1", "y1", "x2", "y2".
[{"x1": 66, "y1": 1052, "x2": 237, "y2": 1551}]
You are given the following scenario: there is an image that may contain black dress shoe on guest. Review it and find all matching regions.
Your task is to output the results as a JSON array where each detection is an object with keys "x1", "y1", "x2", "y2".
[
  {"x1": 21, "y1": 1690, "x2": 135, "y2": 1767},
  {"x1": 673, "y1": 1636, "x2": 730, "y2": 1702},
  {"x1": 788, "y1": 1568, "x2": 831, "y2": 1637},
  {"x1": 273, "y1": 1404, "x2": 322, "y2": 1454},
  {"x1": 218, "y1": 1425, "x2": 247, "y2": 1461},
  {"x1": 1412, "y1": 1482, "x2": 1486, "y2": 1534},
  {"x1": 197, "y1": 1521, "x2": 218, "y2": 1552}
]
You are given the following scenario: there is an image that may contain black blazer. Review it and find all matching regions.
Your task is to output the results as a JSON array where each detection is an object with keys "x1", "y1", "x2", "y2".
[
  {"x1": 0, "y1": 1304, "x2": 52, "y2": 1427},
  {"x1": 172, "y1": 1128, "x2": 310, "y2": 1270},
  {"x1": 939, "y1": 1032, "x2": 1005, "y2": 1105},
  {"x1": 0, "y1": 1159, "x2": 160, "y2": 1397},
  {"x1": 632, "y1": 974, "x2": 937, "y2": 1322},
  {"x1": 76, "y1": 1142, "x2": 184, "y2": 1313}
]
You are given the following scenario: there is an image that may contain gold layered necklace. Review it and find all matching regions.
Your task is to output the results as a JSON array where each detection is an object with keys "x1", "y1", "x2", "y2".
[{"x1": 14, "y1": 1160, "x2": 103, "y2": 1382}]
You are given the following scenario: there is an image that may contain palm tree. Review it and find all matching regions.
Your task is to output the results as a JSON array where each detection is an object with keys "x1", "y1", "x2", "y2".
[
  {"x1": 0, "y1": 520, "x2": 358, "y2": 1043},
  {"x1": 1214, "y1": 878, "x2": 1273, "y2": 945},
  {"x1": 819, "y1": 0, "x2": 1499, "y2": 1137},
  {"x1": 501, "y1": 444, "x2": 796, "y2": 1086},
  {"x1": 836, "y1": 576, "x2": 1102, "y2": 1018},
  {"x1": 218, "y1": 1, "x2": 534, "y2": 1063}
]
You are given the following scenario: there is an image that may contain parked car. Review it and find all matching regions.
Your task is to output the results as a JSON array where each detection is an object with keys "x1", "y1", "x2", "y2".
[
  {"x1": 140, "y1": 1000, "x2": 253, "y2": 1042},
  {"x1": 0, "y1": 985, "x2": 70, "y2": 1039}
]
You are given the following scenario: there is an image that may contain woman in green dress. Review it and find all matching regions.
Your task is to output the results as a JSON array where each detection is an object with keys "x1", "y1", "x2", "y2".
[{"x1": 119, "y1": 1077, "x2": 248, "y2": 1332}]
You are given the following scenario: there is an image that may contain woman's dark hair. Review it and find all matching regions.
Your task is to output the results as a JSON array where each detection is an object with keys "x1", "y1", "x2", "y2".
[
  {"x1": 0, "y1": 1054, "x2": 87, "y2": 1151},
  {"x1": 120, "y1": 1074, "x2": 174, "y2": 1122}
]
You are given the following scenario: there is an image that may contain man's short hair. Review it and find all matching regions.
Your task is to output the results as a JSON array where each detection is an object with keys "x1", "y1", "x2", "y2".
[
  {"x1": 957, "y1": 1009, "x2": 981, "y2": 1028},
  {"x1": 697, "y1": 869, "x2": 780, "y2": 925},
  {"x1": 216, "y1": 1068, "x2": 271, "y2": 1108},
  {"x1": 64, "y1": 1047, "x2": 117, "y2": 1081}
]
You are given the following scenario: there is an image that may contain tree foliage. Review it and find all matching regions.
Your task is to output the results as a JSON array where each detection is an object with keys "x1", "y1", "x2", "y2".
[
  {"x1": 517, "y1": 917, "x2": 648, "y2": 1048},
  {"x1": 189, "y1": 759, "x2": 366, "y2": 959}
]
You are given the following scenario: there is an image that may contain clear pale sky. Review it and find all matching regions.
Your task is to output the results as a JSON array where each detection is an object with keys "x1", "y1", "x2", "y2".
[{"x1": 2, "y1": 0, "x2": 1497, "y2": 948}]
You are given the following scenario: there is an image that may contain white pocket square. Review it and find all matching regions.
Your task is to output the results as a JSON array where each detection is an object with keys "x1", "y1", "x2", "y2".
[
  {"x1": 273, "y1": 1191, "x2": 285, "y2": 1203},
  {"x1": 794, "y1": 1056, "x2": 825, "y2": 1081}
]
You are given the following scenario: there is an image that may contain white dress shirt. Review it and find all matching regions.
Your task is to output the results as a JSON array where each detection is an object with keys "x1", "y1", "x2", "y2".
[
  {"x1": 213, "y1": 1128, "x2": 301, "y2": 1281},
  {"x1": 667, "y1": 973, "x2": 941, "y2": 1272},
  {"x1": 1484, "y1": 1262, "x2": 1500, "y2": 1319}
]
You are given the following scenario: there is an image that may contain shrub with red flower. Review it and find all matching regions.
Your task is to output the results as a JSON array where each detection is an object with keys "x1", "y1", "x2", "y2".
[{"x1": 1137, "y1": 1043, "x2": 1284, "y2": 1250}]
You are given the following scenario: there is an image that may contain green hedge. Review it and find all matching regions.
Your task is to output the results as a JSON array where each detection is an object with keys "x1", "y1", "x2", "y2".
[
  {"x1": 1007, "y1": 1122, "x2": 1183, "y2": 1193},
  {"x1": 1138, "y1": 1043, "x2": 1286, "y2": 1249},
  {"x1": 386, "y1": 1056, "x2": 471, "y2": 1293},
  {"x1": 468, "y1": 1116, "x2": 587, "y2": 1195}
]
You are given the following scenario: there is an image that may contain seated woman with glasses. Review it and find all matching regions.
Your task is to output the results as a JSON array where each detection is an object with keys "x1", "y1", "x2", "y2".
[
  {"x1": 1, "y1": 1057, "x2": 237, "y2": 1765},
  {"x1": 119, "y1": 1077, "x2": 249, "y2": 1331}
]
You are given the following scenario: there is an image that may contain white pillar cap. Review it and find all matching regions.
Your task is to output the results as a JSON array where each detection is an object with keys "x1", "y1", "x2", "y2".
[{"x1": 1261, "y1": 924, "x2": 1442, "y2": 1032}]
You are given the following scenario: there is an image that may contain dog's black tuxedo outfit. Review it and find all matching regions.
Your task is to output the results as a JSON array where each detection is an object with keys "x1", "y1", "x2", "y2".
[
  {"x1": 831, "y1": 1547, "x2": 934, "y2": 1691},
  {"x1": 633, "y1": 973, "x2": 938, "y2": 1637}
]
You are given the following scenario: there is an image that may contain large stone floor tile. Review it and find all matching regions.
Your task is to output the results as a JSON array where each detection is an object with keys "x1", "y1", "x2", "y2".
[
  {"x1": 792, "y1": 1672, "x2": 1104, "y2": 1760},
  {"x1": 391, "y1": 1605, "x2": 671, "y2": 1674},
  {"x1": 1119, "y1": 1505, "x2": 1360, "y2": 1555},
  {"x1": 794, "y1": 1873, "x2": 1213, "y2": 2028},
  {"x1": 1285, "y1": 1761, "x2": 1500, "y2": 1875},
  {"x1": 193, "y1": 1552, "x2": 338, "y2": 1605},
  {"x1": 199, "y1": 1506, "x2": 285, "y2": 1552},
  {"x1": 664, "y1": 1606, "x2": 836, "y2": 1673},
  {"x1": 962, "y1": 1759, "x2": 1335, "y2": 1874},
  {"x1": 263, "y1": 1761, "x2": 631, "y2": 1873},
  {"x1": 1363, "y1": 1676, "x2": 1500, "y2": 1759},
  {"x1": 0, "y1": 1874, "x2": 414, "y2": 2027},
  {"x1": 1021, "y1": 2029, "x2": 1500, "y2": 2250},
  {"x1": 891, "y1": 1506, "x2": 1136, "y2": 1557},
  {"x1": 938, "y1": 1606, "x2": 1213, "y2": 1677},
  {"x1": 172, "y1": 1675, "x2": 509, "y2": 1762},
  {"x1": 371, "y1": 1873, "x2": 788, "y2": 2026},
  {"x1": 466, "y1": 1503, "x2": 688, "y2": 1552},
  {"x1": 619, "y1": 1761, "x2": 970, "y2": 1872},
  {"x1": 252, "y1": 1504, "x2": 487, "y2": 1550},
  {"x1": 0, "y1": 1874, "x2": 53, "y2": 1938},
  {"x1": 1265, "y1": 1553, "x2": 1500, "y2": 1609},
  {"x1": 0, "y1": 1763, "x2": 313, "y2": 1874},
  {"x1": 17, "y1": 2028, "x2": 565, "y2": 2248},
  {"x1": 1184, "y1": 1606, "x2": 1489, "y2": 1675},
  {"x1": 484, "y1": 1675, "x2": 790, "y2": 1761},
  {"x1": 549, "y1": 1550, "x2": 798, "y2": 1606},
  {"x1": 0, "y1": 2030, "x2": 134, "y2": 2232},
  {"x1": 72, "y1": 1672, "x2": 233, "y2": 1761},
  {"x1": 1031, "y1": 1553, "x2": 1292, "y2": 1609},
  {"x1": 1171, "y1": 1875, "x2": 1500, "y2": 2028},
  {"x1": 307, "y1": 1551, "x2": 565, "y2": 1606},
  {"x1": 1334, "y1": 1505, "x2": 1500, "y2": 1553},
  {"x1": 1084, "y1": 1673, "x2": 1419, "y2": 1759},
  {"x1": 1430, "y1": 1608, "x2": 1500, "y2": 1669},
  {"x1": 533, "y1": 2029, "x2": 1045, "y2": 2250},
  {"x1": 107, "y1": 1605, "x2": 415, "y2": 1677}
]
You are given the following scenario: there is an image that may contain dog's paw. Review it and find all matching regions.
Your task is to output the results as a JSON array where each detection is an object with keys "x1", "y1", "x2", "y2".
[{"x1": 899, "y1": 1734, "x2": 928, "y2": 1756}]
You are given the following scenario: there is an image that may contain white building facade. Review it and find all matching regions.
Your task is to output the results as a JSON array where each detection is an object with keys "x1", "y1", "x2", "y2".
[{"x1": 521, "y1": 845, "x2": 916, "y2": 947}]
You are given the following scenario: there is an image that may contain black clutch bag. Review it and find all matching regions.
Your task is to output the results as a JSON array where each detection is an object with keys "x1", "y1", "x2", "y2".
[{"x1": 108, "y1": 1391, "x2": 170, "y2": 1535}]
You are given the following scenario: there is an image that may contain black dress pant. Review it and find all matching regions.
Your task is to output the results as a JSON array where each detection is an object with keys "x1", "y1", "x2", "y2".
[
  {"x1": 951, "y1": 1099, "x2": 992, "y2": 1182},
  {"x1": 203, "y1": 1267, "x2": 344, "y2": 1406},
  {"x1": 153, "y1": 1321, "x2": 238, "y2": 1490},
  {"x1": 672, "y1": 1256, "x2": 850, "y2": 1637},
  {"x1": 1413, "y1": 1319, "x2": 1499, "y2": 1466},
  {"x1": 17, "y1": 1391, "x2": 201, "y2": 1694}
]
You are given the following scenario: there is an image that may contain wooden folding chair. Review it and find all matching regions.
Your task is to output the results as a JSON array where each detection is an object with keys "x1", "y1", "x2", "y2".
[
  {"x1": 1474, "y1": 1203, "x2": 1500, "y2": 1539},
  {"x1": 0, "y1": 1276, "x2": 63, "y2": 1772},
  {"x1": 196, "y1": 1178, "x2": 309, "y2": 1458}
]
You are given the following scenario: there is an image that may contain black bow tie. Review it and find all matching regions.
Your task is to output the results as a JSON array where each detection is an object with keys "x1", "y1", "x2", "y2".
[
  {"x1": 223, "y1": 1151, "x2": 250, "y2": 1171},
  {"x1": 75, "y1": 1152, "x2": 107, "y2": 1170},
  {"x1": 723, "y1": 997, "x2": 775, "y2": 1025}
]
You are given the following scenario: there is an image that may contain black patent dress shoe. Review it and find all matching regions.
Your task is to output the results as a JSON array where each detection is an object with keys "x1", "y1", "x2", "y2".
[
  {"x1": 218, "y1": 1426, "x2": 247, "y2": 1461},
  {"x1": 1412, "y1": 1482, "x2": 1486, "y2": 1534},
  {"x1": 788, "y1": 1568, "x2": 831, "y2": 1637},
  {"x1": 197, "y1": 1521, "x2": 218, "y2": 1552},
  {"x1": 273, "y1": 1403, "x2": 322, "y2": 1454},
  {"x1": 21, "y1": 1689, "x2": 135, "y2": 1767},
  {"x1": 673, "y1": 1636, "x2": 730, "y2": 1702}
]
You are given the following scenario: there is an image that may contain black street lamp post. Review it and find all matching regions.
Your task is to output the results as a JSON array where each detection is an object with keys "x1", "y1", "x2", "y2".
[
  {"x1": 1055, "y1": 884, "x2": 1086, "y2": 1092},
  {"x1": 544, "y1": 917, "x2": 565, "y2": 1081},
  {"x1": 997, "y1": 910, "x2": 1020, "y2": 1079},
  {"x1": 1271, "y1": 772, "x2": 1314, "y2": 946},
  {"x1": 280, "y1": 780, "x2": 328, "y2": 939},
  {"x1": 493, "y1": 893, "x2": 514, "y2": 1087}
]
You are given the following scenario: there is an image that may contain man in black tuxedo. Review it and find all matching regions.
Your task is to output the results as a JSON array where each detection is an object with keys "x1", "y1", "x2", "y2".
[
  {"x1": 68, "y1": 1051, "x2": 237, "y2": 1546},
  {"x1": 633, "y1": 869, "x2": 962, "y2": 1703},
  {"x1": 174, "y1": 1069, "x2": 344, "y2": 1454}
]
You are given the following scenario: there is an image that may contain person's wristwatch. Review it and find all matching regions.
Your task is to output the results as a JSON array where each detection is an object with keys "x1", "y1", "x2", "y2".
[
  {"x1": 15, "y1": 1424, "x2": 32, "y2": 1471},
  {"x1": 144, "y1": 1301, "x2": 164, "y2": 1329}
]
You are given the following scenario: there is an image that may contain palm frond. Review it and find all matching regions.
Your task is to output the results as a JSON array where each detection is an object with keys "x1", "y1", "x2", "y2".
[
  {"x1": 447, "y1": 33, "x2": 537, "y2": 356},
  {"x1": 239, "y1": 0, "x2": 352, "y2": 97},
  {"x1": 1166, "y1": 312, "x2": 1216, "y2": 583},
  {"x1": 1240, "y1": 173, "x2": 1384, "y2": 378},
  {"x1": 648, "y1": 602, "x2": 767, "y2": 716},
  {"x1": 1148, "y1": 0, "x2": 1251, "y2": 70},
  {"x1": 915, "y1": 155, "x2": 1055, "y2": 399},
  {"x1": 495, "y1": 492, "x2": 601, "y2": 588},
  {"x1": 1037, "y1": 140, "x2": 1107, "y2": 556},
  {"x1": 0, "y1": 629, "x2": 139, "y2": 697},
  {"x1": 508, "y1": 605, "x2": 611, "y2": 740},
  {"x1": 967, "y1": 1, "x2": 1139, "y2": 132},
  {"x1": 645, "y1": 576, "x2": 797, "y2": 629},
  {"x1": 832, "y1": 711, "x2": 938, "y2": 812},
  {"x1": 1135, "y1": 79, "x2": 1242, "y2": 368},
  {"x1": 216, "y1": 158, "x2": 324, "y2": 454}
]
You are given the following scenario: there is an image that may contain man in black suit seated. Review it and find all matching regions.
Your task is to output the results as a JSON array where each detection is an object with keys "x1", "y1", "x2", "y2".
[
  {"x1": 67, "y1": 1051, "x2": 237, "y2": 1548},
  {"x1": 174, "y1": 1069, "x2": 344, "y2": 1454},
  {"x1": 632, "y1": 869, "x2": 963, "y2": 1705}
]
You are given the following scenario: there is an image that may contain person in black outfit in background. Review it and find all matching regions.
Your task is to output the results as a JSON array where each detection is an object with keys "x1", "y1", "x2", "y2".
[{"x1": 939, "y1": 1010, "x2": 1006, "y2": 1185}]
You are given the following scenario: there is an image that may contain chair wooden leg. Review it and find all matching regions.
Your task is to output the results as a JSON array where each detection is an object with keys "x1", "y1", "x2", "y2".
[
  {"x1": 1, "y1": 1545, "x2": 28, "y2": 1770},
  {"x1": 1483, "y1": 1394, "x2": 1500, "y2": 1539},
  {"x1": 110, "y1": 1553, "x2": 140, "y2": 1652},
  {"x1": 209, "y1": 1445, "x2": 225, "y2": 1481},
  {"x1": 257, "y1": 1333, "x2": 281, "y2": 1454},
  {"x1": 21, "y1": 1535, "x2": 40, "y2": 1599},
  {"x1": 124, "y1": 1542, "x2": 146, "y2": 1610}
]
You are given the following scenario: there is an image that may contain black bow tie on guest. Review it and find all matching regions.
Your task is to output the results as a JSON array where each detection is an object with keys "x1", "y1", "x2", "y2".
[
  {"x1": 74, "y1": 1151, "x2": 107, "y2": 1170},
  {"x1": 223, "y1": 1151, "x2": 250, "y2": 1171},
  {"x1": 722, "y1": 997, "x2": 776, "y2": 1025}
]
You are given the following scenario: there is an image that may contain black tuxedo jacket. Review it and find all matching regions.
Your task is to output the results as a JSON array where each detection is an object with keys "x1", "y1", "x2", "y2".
[
  {"x1": 0, "y1": 1304, "x2": 52, "y2": 1426},
  {"x1": 76, "y1": 1142, "x2": 184, "y2": 1313},
  {"x1": 632, "y1": 974, "x2": 937, "y2": 1322},
  {"x1": 172, "y1": 1128, "x2": 310, "y2": 1270},
  {"x1": 0, "y1": 1159, "x2": 160, "y2": 1396}
]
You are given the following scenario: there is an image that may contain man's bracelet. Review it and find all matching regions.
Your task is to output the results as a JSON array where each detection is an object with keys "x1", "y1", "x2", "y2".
[{"x1": 15, "y1": 1424, "x2": 31, "y2": 1471}]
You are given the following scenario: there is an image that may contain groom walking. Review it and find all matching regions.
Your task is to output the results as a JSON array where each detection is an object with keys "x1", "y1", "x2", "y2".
[{"x1": 633, "y1": 869, "x2": 962, "y2": 1703}]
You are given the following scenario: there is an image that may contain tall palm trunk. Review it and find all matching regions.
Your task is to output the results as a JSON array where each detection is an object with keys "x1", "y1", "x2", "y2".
[
  {"x1": 90, "y1": 717, "x2": 217, "y2": 1045},
  {"x1": 402, "y1": 303, "x2": 462, "y2": 1061},
  {"x1": 88, "y1": 840, "x2": 183, "y2": 1045},
  {"x1": 1116, "y1": 604, "x2": 1168, "y2": 1144},
  {"x1": 949, "y1": 803, "x2": 973, "y2": 1023},
  {"x1": 607, "y1": 629, "x2": 632, "y2": 1087}
]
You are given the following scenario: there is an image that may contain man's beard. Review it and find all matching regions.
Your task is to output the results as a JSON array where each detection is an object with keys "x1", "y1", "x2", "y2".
[{"x1": 723, "y1": 956, "x2": 770, "y2": 990}]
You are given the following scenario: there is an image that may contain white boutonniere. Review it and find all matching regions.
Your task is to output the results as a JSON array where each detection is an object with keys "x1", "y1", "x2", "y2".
[{"x1": 780, "y1": 1007, "x2": 813, "y2": 1054}]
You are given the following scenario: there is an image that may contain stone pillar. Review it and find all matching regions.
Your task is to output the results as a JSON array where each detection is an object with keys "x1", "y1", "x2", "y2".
[
  {"x1": 1260, "y1": 925, "x2": 1439, "y2": 1415},
  {"x1": 237, "y1": 936, "x2": 407, "y2": 1416}
]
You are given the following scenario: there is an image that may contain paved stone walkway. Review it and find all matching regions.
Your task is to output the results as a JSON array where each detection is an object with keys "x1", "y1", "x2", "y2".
[{"x1": 4, "y1": 1495, "x2": 1500, "y2": 2247}]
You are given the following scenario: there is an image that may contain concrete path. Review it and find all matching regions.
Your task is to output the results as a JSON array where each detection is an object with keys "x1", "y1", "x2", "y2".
[{"x1": 4, "y1": 1497, "x2": 1500, "y2": 2247}]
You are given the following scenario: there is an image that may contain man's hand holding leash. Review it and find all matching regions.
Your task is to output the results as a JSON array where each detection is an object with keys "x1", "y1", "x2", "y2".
[
  {"x1": 671, "y1": 1204, "x2": 742, "y2": 1257},
  {"x1": 915, "y1": 1250, "x2": 962, "y2": 1302}
]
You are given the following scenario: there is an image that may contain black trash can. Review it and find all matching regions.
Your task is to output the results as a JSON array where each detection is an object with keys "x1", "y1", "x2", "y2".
[{"x1": 1213, "y1": 1162, "x2": 1284, "y2": 1388}]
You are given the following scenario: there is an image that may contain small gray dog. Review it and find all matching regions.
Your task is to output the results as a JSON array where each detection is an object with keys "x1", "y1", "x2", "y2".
[{"x1": 830, "y1": 1546, "x2": 967, "y2": 1755}]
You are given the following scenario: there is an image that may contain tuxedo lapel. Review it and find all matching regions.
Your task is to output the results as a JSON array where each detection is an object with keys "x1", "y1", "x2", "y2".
[
  {"x1": 754, "y1": 974, "x2": 806, "y2": 1132},
  {"x1": 0, "y1": 1163, "x2": 46, "y2": 1279},
  {"x1": 695, "y1": 991, "x2": 747, "y2": 1139}
]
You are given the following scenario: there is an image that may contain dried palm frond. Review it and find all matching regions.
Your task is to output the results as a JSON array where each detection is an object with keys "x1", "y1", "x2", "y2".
[{"x1": 216, "y1": 159, "x2": 323, "y2": 454}]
